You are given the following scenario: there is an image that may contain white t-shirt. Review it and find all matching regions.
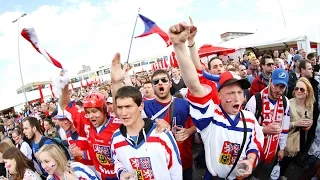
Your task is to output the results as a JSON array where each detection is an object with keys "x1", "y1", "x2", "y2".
[
  {"x1": 16, "y1": 141, "x2": 33, "y2": 160},
  {"x1": 24, "y1": 169, "x2": 42, "y2": 180}
]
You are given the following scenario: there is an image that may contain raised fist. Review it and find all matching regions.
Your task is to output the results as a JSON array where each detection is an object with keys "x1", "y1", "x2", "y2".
[{"x1": 168, "y1": 22, "x2": 190, "y2": 45}]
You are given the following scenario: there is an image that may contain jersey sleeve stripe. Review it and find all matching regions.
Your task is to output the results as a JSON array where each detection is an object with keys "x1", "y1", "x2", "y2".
[
  {"x1": 190, "y1": 103, "x2": 210, "y2": 115},
  {"x1": 187, "y1": 85, "x2": 213, "y2": 105},
  {"x1": 245, "y1": 133, "x2": 253, "y2": 153},
  {"x1": 253, "y1": 127, "x2": 263, "y2": 156},
  {"x1": 73, "y1": 166, "x2": 97, "y2": 179},
  {"x1": 165, "y1": 132, "x2": 182, "y2": 165},
  {"x1": 246, "y1": 149, "x2": 259, "y2": 157},
  {"x1": 190, "y1": 117, "x2": 212, "y2": 131},
  {"x1": 113, "y1": 141, "x2": 129, "y2": 151}
]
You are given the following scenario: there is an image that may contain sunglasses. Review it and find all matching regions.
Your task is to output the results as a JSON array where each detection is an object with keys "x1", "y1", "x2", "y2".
[
  {"x1": 266, "y1": 63, "x2": 274, "y2": 67},
  {"x1": 294, "y1": 87, "x2": 306, "y2": 93},
  {"x1": 152, "y1": 77, "x2": 169, "y2": 85}
]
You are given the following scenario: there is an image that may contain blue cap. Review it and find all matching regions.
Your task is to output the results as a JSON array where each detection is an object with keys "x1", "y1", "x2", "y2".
[
  {"x1": 293, "y1": 54, "x2": 303, "y2": 62},
  {"x1": 271, "y1": 68, "x2": 289, "y2": 87}
]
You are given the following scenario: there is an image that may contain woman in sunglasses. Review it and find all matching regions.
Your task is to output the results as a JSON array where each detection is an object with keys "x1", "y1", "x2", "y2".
[{"x1": 280, "y1": 77, "x2": 315, "y2": 179}]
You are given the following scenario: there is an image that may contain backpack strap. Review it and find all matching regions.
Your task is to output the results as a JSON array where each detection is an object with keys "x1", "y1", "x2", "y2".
[
  {"x1": 254, "y1": 92, "x2": 263, "y2": 125},
  {"x1": 38, "y1": 136, "x2": 48, "y2": 150},
  {"x1": 282, "y1": 95, "x2": 287, "y2": 112},
  {"x1": 169, "y1": 99, "x2": 176, "y2": 127},
  {"x1": 225, "y1": 110, "x2": 247, "y2": 179}
]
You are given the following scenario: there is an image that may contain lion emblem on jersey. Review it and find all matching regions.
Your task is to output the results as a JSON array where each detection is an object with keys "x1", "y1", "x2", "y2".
[
  {"x1": 93, "y1": 144, "x2": 112, "y2": 165},
  {"x1": 219, "y1": 141, "x2": 240, "y2": 165}
]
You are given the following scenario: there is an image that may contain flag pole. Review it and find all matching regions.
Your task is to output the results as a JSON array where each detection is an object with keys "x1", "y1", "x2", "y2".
[{"x1": 126, "y1": 7, "x2": 141, "y2": 63}]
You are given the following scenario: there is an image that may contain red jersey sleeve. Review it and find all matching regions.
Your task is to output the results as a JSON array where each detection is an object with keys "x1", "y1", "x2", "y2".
[{"x1": 64, "y1": 101, "x2": 90, "y2": 136}]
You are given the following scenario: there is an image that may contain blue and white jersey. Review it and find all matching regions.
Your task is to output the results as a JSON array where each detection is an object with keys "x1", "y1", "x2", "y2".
[
  {"x1": 46, "y1": 161, "x2": 99, "y2": 180},
  {"x1": 187, "y1": 85, "x2": 264, "y2": 179}
]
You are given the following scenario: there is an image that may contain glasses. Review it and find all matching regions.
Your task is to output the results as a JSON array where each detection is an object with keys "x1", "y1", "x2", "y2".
[
  {"x1": 294, "y1": 87, "x2": 306, "y2": 93},
  {"x1": 265, "y1": 63, "x2": 274, "y2": 67},
  {"x1": 152, "y1": 77, "x2": 169, "y2": 85}
]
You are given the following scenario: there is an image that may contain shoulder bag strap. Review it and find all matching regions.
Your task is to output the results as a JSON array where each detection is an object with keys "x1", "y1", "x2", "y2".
[
  {"x1": 151, "y1": 98, "x2": 174, "y2": 120},
  {"x1": 225, "y1": 110, "x2": 247, "y2": 179},
  {"x1": 169, "y1": 99, "x2": 176, "y2": 127}
]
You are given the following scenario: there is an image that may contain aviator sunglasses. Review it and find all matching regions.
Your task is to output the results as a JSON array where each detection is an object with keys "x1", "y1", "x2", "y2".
[
  {"x1": 152, "y1": 77, "x2": 169, "y2": 85},
  {"x1": 294, "y1": 87, "x2": 306, "y2": 93}
]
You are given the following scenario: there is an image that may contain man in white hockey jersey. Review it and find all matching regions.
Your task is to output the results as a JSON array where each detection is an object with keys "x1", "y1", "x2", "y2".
[
  {"x1": 168, "y1": 21, "x2": 264, "y2": 179},
  {"x1": 110, "y1": 56, "x2": 182, "y2": 180}
]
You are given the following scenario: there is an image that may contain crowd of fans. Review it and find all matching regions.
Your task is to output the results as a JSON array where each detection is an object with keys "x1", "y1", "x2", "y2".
[{"x1": 1, "y1": 20, "x2": 320, "y2": 180}]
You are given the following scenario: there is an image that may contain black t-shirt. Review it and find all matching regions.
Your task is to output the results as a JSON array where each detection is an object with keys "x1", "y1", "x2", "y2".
[{"x1": 0, "y1": 163, "x2": 6, "y2": 177}]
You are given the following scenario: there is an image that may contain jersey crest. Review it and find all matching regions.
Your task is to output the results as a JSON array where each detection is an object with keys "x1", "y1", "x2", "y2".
[
  {"x1": 219, "y1": 141, "x2": 240, "y2": 165},
  {"x1": 93, "y1": 144, "x2": 112, "y2": 165},
  {"x1": 129, "y1": 157, "x2": 154, "y2": 180}
]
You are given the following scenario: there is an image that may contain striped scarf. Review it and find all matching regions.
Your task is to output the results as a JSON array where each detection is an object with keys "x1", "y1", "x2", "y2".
[{"x1": 261, "y1": 87, "x2": 284, "y2": 163}]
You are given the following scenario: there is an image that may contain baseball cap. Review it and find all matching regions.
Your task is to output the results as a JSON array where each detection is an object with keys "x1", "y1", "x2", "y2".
[
  {"x1": 53, "y1": 107, "x2": 68, "y2": 121},
  {"x1": 271, "y1": 68, "x2": 289, "y2": 87},
  {"x1": 219, "y1": 71, "x2": 251, "y2": 91},
  {"x1": 293, "y1": 54, "x2": 303, "y2": 62}
]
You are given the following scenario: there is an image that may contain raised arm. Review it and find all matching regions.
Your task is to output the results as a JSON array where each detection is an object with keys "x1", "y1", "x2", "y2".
[
  {"x1": 187, "y1": 17, "x2": 202, "y2": 71},
  {"x1": 111, "y1": 53, "x2": 128, "y2": 117},
  {"x1": 168, "y1": 22, "x2": 205, "y2": 97},
  {"x1": 58, "y1": 70, "x2": 71, "y2": 110}
]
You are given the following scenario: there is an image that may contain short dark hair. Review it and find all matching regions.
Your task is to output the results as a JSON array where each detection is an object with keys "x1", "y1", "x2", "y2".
[
  {"x1": 298, "y1": 60, "x2": 310, "y2": 72},
  {"x1": 151, "y1": 69, "x2": 170, "y2": 80},
  {"x1": 115, "y1": 86, "x2": 142, "y2": 106},
  {"x1": 23, "y1": 117, "x2": 41, "y2": 132},
  {"x1": 307, "y1": 52, "x2": 316, "y2": 60},
  {"x1": 260, "y1": 54, "x2": 273, "y2": 67},
  {"x1": 208, "y1": 57, "x2": 222, "y2": 70}
]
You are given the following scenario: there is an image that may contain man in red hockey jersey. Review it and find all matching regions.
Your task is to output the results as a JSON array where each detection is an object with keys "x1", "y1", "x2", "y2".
[{"x1": 60, "y1": 88, "x2": 121, "y2": 180}]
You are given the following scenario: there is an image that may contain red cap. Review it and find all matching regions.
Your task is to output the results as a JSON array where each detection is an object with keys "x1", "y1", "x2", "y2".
[{"x1": 219, "y1": 71, "x2": 250, "y2": 91}]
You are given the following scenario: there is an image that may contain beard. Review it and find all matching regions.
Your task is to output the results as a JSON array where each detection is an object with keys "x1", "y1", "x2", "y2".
[{"x1": 30, "y1": 132, "x2": 35, "y2": 140}]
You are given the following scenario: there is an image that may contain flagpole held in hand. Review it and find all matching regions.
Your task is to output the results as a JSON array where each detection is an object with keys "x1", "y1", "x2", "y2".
[{"x1": 126, "y1": 7, "x2": 141, "y2": 63}]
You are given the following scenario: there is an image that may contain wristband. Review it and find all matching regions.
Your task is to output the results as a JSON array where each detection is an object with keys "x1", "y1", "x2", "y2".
[{"x1": 188, "y1": 41, "x2": 195, "y2": 48}]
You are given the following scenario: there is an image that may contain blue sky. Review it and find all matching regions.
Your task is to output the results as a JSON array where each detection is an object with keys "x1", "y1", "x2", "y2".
[{"x1": 0, "y1": 0, "x2": 318, "y2": 109}]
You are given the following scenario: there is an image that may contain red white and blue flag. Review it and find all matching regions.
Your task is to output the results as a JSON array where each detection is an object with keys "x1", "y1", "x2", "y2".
[{"x1": 135, "y1": 14, "x2": 172, "y2": 47}]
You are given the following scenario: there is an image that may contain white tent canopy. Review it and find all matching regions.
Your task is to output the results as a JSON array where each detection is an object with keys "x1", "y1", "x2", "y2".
[
  {"x1": 219, "y1": 27, "x2": 320, "y2": 51},
  {"x1": 0, "y1": 88, "x2": 53, "y2": 111}
]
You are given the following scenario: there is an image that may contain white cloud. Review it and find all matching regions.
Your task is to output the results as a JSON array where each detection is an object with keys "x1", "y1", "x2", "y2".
[
  {"x1": 220, "y1": 0, "x2": 229, "y2": 8},
  {"x1": 0, "y1": 0, "x2": 198, "y2": 109},
  {"x1": 0, "y1": 0, "x2": 319, "y2": 110}
]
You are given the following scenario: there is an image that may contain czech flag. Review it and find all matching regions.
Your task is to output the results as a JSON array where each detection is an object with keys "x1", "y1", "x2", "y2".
[{"x1": 135, "y1": 14, "x2": 172, "y2": 47}]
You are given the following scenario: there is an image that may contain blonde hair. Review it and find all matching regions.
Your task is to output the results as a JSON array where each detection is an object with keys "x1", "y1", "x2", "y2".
[
  {"x1": 293, "y1": 77, "x2": 315, "y2": 108},
  {"x1": 38, "y1": 144, "x2": 68, "y2": 172}
]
